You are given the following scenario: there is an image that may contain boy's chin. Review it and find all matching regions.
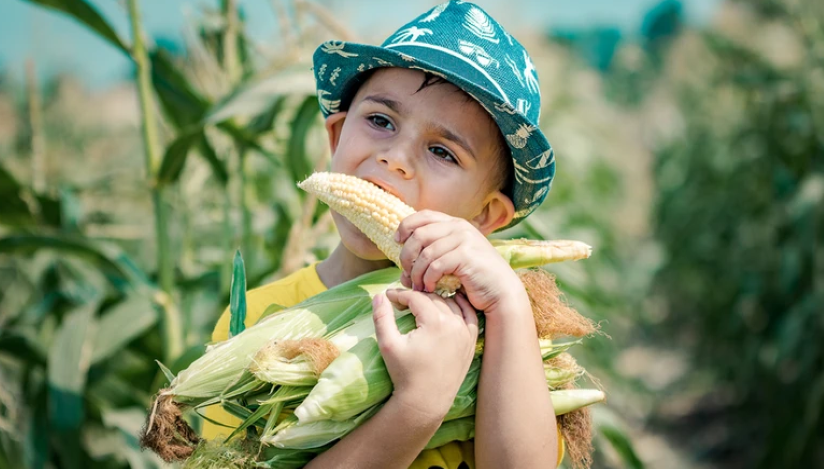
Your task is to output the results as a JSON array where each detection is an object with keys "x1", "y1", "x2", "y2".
[{"x1": 333, "y1": 214, "x2": 389, "y2": 261}]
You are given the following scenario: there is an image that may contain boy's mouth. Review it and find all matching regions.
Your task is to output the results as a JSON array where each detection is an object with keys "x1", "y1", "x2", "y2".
[{"x1": 362, "y1": 176, "x2": 403, "y2": 203}]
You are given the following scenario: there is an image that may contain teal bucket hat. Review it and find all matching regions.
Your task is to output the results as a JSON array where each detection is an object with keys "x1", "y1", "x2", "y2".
[{"x1": 312, "y1": 0, "x2": 555, "y2": 227}]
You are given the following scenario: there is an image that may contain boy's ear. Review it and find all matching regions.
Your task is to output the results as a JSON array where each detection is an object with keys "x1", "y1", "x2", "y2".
[
  {"x1": 472, "y1": 190, "x2": 515, "y2": 236},
  {"x1": 325, "y1": 112, "x2": 348, "y2": 153}
]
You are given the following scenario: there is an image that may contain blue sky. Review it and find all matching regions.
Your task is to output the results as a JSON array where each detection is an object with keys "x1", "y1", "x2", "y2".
[{"x1": 0, "y1": 0, "x2": 719, "y2": 89}]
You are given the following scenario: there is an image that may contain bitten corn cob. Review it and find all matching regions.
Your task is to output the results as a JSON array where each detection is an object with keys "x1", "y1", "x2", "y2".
[{"x1": 298, "y1": 172, "x2": 592, "y2": 296}]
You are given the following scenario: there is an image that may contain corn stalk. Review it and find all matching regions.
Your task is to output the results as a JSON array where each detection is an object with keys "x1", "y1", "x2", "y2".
[{"x1": 127, "y1": 0, "x2": 183, "y2": 362}]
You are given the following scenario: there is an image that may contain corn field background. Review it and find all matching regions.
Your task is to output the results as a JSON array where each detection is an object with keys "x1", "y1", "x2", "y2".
[{"x1": 0, "y1": 0, "x2": 821, "y2": 468}]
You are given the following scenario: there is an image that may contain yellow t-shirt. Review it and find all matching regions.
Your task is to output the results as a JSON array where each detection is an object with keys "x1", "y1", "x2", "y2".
[{"x1": 203, "y1": 263, "x2": 564, "y2": 468}]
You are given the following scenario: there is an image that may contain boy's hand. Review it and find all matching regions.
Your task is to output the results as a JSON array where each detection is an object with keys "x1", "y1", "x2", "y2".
[
  {"x1": 396, "y1": 210, "x2": 524, "y2": 313},
  {"x1": 372, "y1": 289, "x2": 478, "y2": 420}
]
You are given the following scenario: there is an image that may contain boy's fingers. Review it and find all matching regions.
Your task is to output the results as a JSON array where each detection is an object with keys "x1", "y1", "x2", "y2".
[
  {"x1": 385, "y1": 288, "x2": 409, "y2": 311},
  {"x1": 398, "y1": 222, "x2": 450, "y2": 278},
  {"x1": 454, "y1": 293, "x2": 479, "y2": 329},
  {"x1": 373, "y1": 292, "x2": 401, "y2": 345},
  {"x1": 396, "y1": 290, "x2": 437, "y2": 326},
  {"x1": 422, "y1": 249, "x2": 465, "y2": 294},
  {"x1": 396, "y1": 210, "x2": 452, "y2": 244},
  {"x1": 400, "y1": 271, "x2": 412, "y2": 289},
  {"x1": 409, "y1": 236, "x2": 460, "y2": 292}
]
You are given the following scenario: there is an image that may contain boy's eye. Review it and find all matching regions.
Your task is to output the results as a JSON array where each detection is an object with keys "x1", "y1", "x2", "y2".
[
  {"x1": 430, "y1": 146, "x2": 457, "y2": 164},
  {"x1": 368, "y1": 114, "x2": 395, "y2": 131}
]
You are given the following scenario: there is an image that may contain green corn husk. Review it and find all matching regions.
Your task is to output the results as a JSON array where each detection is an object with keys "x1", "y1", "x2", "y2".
[
  {"x1": 490, "y1": 239, "x2": 592, "y2": 269},
  {"x1": 294, "y1": 313, "x2": 418, "y2": 423},
  {"x1": 265, "y1": 386, "x2": 604, "y2": 451},
  {"x1": 165, "y1": 267, "x2": 401, "y2": 405},
  {"x1": 550, "y1": 389, "x2": 606, "y2": 415},
  {"x1": 425, "y1": 416, "x2": 475, "y2": 450},
  {"x1": 261, "y1": 404, "x2": 382, "y2": 449},
  {"x1": 250, "y1": 309, "x2": 400, "y2": 387},
  {"x1": 295, "y1": 333, "x2": 577, "y2": 424}
]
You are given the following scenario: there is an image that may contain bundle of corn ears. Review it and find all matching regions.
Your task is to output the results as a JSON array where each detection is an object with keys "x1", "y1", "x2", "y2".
[{"x1": 140, "y1": 172, "x2": 604, "y2": 469}]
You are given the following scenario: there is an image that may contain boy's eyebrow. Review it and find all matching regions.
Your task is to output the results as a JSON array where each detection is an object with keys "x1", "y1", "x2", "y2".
[
  {"x1": 363, "y1": 95, "x2": 404, "y2": 114},
  {"x1": 427, "y1": 122, "x2": 476, "y2": 161}
]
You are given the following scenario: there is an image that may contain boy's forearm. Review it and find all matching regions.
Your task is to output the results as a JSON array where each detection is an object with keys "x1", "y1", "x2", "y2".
[
  {"x1": 305, "y1": 395, "x2": 442, "y2": 469},
  {"x1": 475, "y1": 293, "x2": 558, "y2": 469}
]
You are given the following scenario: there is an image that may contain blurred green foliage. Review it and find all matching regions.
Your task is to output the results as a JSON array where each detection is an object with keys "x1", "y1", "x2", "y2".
[{"x1": 648, "y1": 0, "x2": 824, "y2": 467}]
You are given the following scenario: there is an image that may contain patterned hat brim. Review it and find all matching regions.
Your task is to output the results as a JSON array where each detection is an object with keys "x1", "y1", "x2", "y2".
[{"x1": 313, "y1": 41, "x2": 555, "y2": 229}]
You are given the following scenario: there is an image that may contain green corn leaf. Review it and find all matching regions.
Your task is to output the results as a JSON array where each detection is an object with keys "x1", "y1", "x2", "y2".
[
  {"x1": 229, "y1": 250, "x2": 247, "y2": 338},
  {"x1": 286, "y1": 96, "x2": 321, "y2": 184},
  {"x1": 258, "y1": 302, "x2": 288, "y2": 322},
  {"x1": 226, "y1": 401, "x2": 278, "y2": 442},
  {"x1": 21, "y1": 0, "x2": 129, "y2": 54},
  {"x1": 150, "y1": 49, "x2": 210, "y2": 129},
  {"x1": 196, "y1": 135, "x2": 229, "y2": 186},
  {"x1": 157, "y1": 130, "x2": 201, "y2": 187},
  {"x1": 0, "y1": 329, "x2": 47, "y2": 366},
  {"x1": 0, "y1": 235, "x2": 133, "y2": 291},
  {"x1": 598, "y1": 423, "x2": 645, "y2": 469},
  {"x1": 48, "y1": 301, "x2": 98, "y2": 431},
  {"x1": 205, "y1": 67, "x2": 315, "y2": 125},
  {"x1": 155, "y1": 360, "x2": 176, "y2": 383},
  {"x1": 91, "y1": 294, "x2": 157, "y2": 365}
]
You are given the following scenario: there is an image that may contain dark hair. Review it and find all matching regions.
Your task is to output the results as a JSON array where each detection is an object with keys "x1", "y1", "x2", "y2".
[{"x1": 345, "y1": 69, "x2": 513, "y2": 199}]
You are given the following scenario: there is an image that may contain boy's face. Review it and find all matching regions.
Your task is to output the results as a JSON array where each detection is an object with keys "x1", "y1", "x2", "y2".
[{"x1": 324, "y1": 68, "x2": 514, "y2": 261}]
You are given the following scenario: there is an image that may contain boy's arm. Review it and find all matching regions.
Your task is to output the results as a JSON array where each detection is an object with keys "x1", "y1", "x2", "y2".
[
  {"x1": 308, "y1": 289, "x2": 478, "y2": 469},
  {"x1": 305, "y1": 394, "x2": 442, "y2": 469},
  {"x1": 474, "y1": 290, "x2": 558, "y2": 468}
]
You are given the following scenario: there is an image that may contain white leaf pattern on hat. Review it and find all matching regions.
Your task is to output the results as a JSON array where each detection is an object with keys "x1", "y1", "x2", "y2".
[
  {"x1": 420, "y1": 2, "x2": 448, "y2": 23},
  {"x1": 318, "y1": 63, "x2": 327, "y2": 81},
  {"x1": 494, "y1": 102, "x2": 518, "y2": 115},
  {"x1": 516, "y1": 98, "x2": 531, "y2": 116},
  {"x1": 506, "y1": 123, "x2": 537, "y2": 149},
  {"x1": 317, "y1": 90, "x2": 340, "y2": 114},
  {"x1": 464, "y1": 7, "x2": 499, "y2": 44},
  {"x1": 523, "y1": 51, "x2": 540, "y2": 95},
  {"x1": 514, "y1": 161, "x2": 553, "y2": 184},
  {"x1": 503, "y1": 29, "x2": 514, "y2": 46},
  {"x1": 391, "y1": 26, "x2": 433, "y2": 43},
  {"x1": 458, "y1": 40, "x2": 500, "y2": 68},
  {"x1": 357, "y1": 63, "x2": 366, "y2": 72},
  {"x1": 373, "y1": 57, "x2": 394, "y2": 67},
  {"x1": 505, "y1": 55, "x2": 525, "y2": 87},
  {"x1": 330, "y1": 67, "x2": 341, "y2": 86},
  {"x1": 399, "y1": 54, "x2": 416, "y2": 62},
  {"x1": 321, "y1": 41, "x2": 358, "y2": 58},
  {"x1": 525, "y1": 149, "x2": 554, "y2": 169},
  {"x1": 526, "y1": 185, "x2": 549, "y2": 204}
]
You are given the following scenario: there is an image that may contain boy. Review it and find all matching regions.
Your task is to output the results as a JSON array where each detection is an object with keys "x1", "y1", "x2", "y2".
[{"x1": 205, "y1": 2, "x2": 560, "y2": 467}]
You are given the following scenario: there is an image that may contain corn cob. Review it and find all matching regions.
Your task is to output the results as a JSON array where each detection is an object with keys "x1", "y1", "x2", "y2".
[{"x1": 298, "y1": 172, "x2": 591, "y2": 296}]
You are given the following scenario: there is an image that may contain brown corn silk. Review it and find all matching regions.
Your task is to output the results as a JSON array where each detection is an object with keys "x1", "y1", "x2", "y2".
[
  {"x1": 517, "y1": 269, "x2": 597, "y2": 339},
  {"x1": 557, "y1": 383, "x2": 594, "y2": 469},
  {"x1": 274, "y1": 338, "x2": 341, "y2": 376},
  {"x1": 139, "y1": 391, "x2": 200, "y2": 462}
]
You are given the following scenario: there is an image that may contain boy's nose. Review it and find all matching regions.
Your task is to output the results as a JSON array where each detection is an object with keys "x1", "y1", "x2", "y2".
[{"x1": 377, "y1": 145, "x2": 415, "y2": 178}]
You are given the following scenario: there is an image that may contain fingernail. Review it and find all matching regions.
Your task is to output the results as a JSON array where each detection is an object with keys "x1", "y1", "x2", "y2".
[
  {"x1": 394, "y1": 231, "x2": 400, "y2": 242},
  {"x1": 373, "y1": 294, "x2": 383, "y2": 307}
]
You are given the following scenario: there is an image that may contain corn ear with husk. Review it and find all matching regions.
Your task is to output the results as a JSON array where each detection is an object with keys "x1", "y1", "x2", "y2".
[
  {"x1": 298, "y1": 172, "x2": 592, "y2": 296},
  {"x1": 249, "y1": 309, "x2": 393, "y2": 387},
  {"x1": 294, "y1": 331, "x2": 584, "y2": 424},
  {"x1": 266, "y1": 384, "x2": 603, "y2": 451},
  {"x1": 165, "y1": 267, "x2": 401, "y2": 405}
]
